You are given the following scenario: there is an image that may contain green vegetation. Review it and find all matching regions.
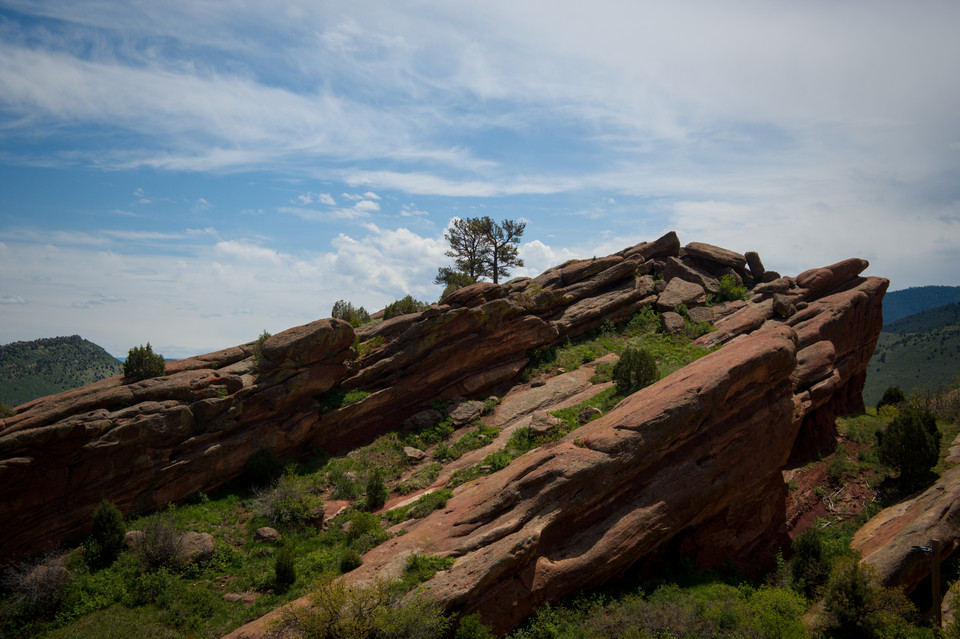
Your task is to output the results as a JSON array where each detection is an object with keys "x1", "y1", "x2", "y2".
[
  {"x1": 385, "y1": 489, "x2": 453, "y2": 525},
  {"x1": 611, "y1": 345, "x2": 658, "y2": 395},
  {"x1": 87, "y1": 500, "x2": 125, "y2": 569},
  {"x1": 876, "y1": 405, "x2": 940, "y2": 483},
  {"x1": 273, "y1": 545, "x2": 296, "y2": 594},
  {"x1": 708, "y1": 273, "x2": 750, "y2": 303},
  {"x1": 382, "y1": 295, "x2": 429, "y2": 320},
  {"x1": 123, "y1": 343, "x2": 166, "y2": 381},
  {"x1": 438, "y1": 216, "x2": 525, "y2": 285},
  {"x1": 365, "y1": 469, "x2": 388, "y2": 511},
  {"x1": 0, "y1": 335, "x2": 124, "y2": 407},
  {"x1": 876, "y1": 385, "x2": 905, "y2": 410},
  {"x1": 330, "y1": 299, "x2": 371, "y2": 327},
  {"x1": 864, "y1": 303, "x2": 960, "y2": 405}
]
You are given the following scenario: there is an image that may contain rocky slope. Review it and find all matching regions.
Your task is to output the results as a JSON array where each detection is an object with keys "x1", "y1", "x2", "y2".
[{"x1": 0, "y1": 232, "x2": 888, "y2": 634}]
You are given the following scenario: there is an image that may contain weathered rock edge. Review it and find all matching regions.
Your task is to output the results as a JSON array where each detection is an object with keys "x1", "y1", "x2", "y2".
[{"x1": 224, "y1": 269, "x2": 888, "y2": 638}]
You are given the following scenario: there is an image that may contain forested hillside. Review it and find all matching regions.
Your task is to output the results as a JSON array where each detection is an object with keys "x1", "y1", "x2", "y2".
[
  {"x1": 864, "y1": 302, "x2": 960, "y2": 406},
  {"x1": 0, "y1": 336, "x2": 123, "y2": 408},
  {"x1": 882, "y1": 285, "x2": 960, "y2": 324}
]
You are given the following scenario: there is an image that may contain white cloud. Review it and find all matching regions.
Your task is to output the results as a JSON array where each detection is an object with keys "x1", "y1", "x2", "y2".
[{"x1": 0, "y1": 296, "x2": 27, "y2": 305}]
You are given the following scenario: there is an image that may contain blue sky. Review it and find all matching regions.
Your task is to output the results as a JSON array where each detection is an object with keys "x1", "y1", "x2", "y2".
[{"x1": 1, "y1": 1, "x2": 958, "y2": 359}]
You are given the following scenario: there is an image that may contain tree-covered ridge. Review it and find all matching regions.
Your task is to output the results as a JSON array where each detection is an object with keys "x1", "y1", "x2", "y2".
[
  {"x1": 864, "y1": 302, "x2": 960, "y2": 407},
  {"x1": 883, "y1": 301, "x2": 960, "y2": 334},
  {"x1": 0, "y1": 335, "x2": 123, "y2": 407},
  {"x1": 882, "y1": 285, "x2": 960, "y2": 325}
]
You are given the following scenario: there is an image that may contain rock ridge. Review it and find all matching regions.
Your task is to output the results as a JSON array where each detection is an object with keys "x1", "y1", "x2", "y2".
[{"x1": 1, "y1": 230, "x2": 887, "y2": 636}]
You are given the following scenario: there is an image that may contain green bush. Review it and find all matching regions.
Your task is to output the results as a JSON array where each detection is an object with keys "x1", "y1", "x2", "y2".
[
  {"x1": 88, "y1": 500, "x2": 125, "y2": 568},
  {"x1": 627, "y1": 306, "x2": 659, "y2": 334},
  {"x1": 137, "y1": 514, "x2": 184, "y2": 571},
  {"x1": 876, "y1": 385, "x2": 906, "y2": 410},
  {"x1": 876, "y1": 405, "x2": 940, "y2": 482},
  {"x1": 0, "y1": 401, "x2": 13, "y2": 418},
  {"x1": 252, "y1": 472, "x2": 324, "y2": 524},
  {"x1": 717, "y1": 273, "x2": 749, "y2": 302},
  {"x1": 365, "y1": 469, "x2": 388, "y2": 512},
  {"x1": 612, "y1": 345, "x2": 659, "y2": 395},
  {"x1": 820, "y1": 559, "x2": 916, "y2": 638},
  {"x1": 455, "y1": 614, "x2": 496, "y2": 639},
  {"x1": 331, "y1": 299, "x2": 371, "y2": 327},
  {"x1": 790, "y1": 526, "x2": 829, "y2": 598},
  {"x1": 383, "y1": 295, "x2": 429, "y2": 320},
  {"x1": 274, "y1": 544, "x2": 297, "y2": 593},
  {"x1": 277, "y1": 576, "x2": 448, "y2": 639},
  {"x1": 339, "y1": 548, "x2": 363, "y2": 573},
  {"x1": 123, "y1": 343, "x2": 166, "y2": 381}
]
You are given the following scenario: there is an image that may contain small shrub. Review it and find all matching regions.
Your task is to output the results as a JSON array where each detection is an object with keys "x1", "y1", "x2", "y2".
[
  {"x1": 88, "y1": 499, "x2": 125, "y2": 568},
  {"x1": 331, "y1": 299, "x2": 371, "y2": 327},
  {"x1": 339, "y1": 548, "x2": 363, "y2": 573},
  {"x1": 138, "y1": 514, "x2": 184, "y2": 571},
  {"x1": 402, "y1": 554, "x2": 455, "y2": 586},
  {"x1": 396, "y1": 463, "x2": 442, "y2": 495},
  {"x1": 343, "y1": 511, "x2": 390, "y2": 553},
  {"x1": 123, "y1": 343, "x2": 165, "y2": 381},
  {"x1": 251, "y1": 329, "x2": 271, "y2": 371},
  {"x1": 2, "y1": 552, "x2": 73, "y2": 619},
  {"x1": 876, "y1": 405, "x2": 940, "y2": 482},
  {"x1": 628, "y1": 306, "x2": 659, "y2": 334},
  {"x1": 365, "y1": 469, "x2": 388, "y2": 512},
  {"x1": 277, "y1": 576, "x2": 448, "y2": 639},
  {"x1": 717, "y1": 273, "x2": 749, "y2": 302},
  {"x1": 341, "y1": 389, "x2": 371, "y2": 406},
  {"x1": 274, "y1": 544, "x2": 297, "y2": 593},
  {"x1": 819, "y1": 559, "x2": 916, "y2": 638},
  {"x1": 612, "y1": 345, "x2": 659, "y2": 395},
  {"x1": 876, "y1": 385, "x2": 906, "y2": 410},
  {"x1": 383, "y1": 295, "x2": 429, "y2": 320},
  {"x1": 0, "y1": 401, "x2": 13, "y2": 418},
  {"x1": 329, "y1": 468, "x2": 361, "y2": 500},
  {"x1": 252, "y1": 472, "x2": 324, "y2": 524},
  {"x1": 791, "y1": 526, "x2": 828, "y2": 598},
  {"x1": 455, "y1": 614, "x2": 496, "y2": 639}
]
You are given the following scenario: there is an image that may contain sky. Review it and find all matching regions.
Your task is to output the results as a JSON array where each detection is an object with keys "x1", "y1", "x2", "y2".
[{"x1": 1, "y1": 1, "x2": 958, "y2": 359}]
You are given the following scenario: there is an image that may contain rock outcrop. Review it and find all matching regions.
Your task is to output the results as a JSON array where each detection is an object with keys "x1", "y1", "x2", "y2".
[
  {"x1": 0, "y1": 232, "x2": 888, "y2": 634},
  {"x1": 853, "y1": 463, "x2": 960, "y2": 594}
]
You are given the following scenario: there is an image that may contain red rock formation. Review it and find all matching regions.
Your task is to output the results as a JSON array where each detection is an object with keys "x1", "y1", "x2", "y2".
[
  {"x1": 225, "y1": 255, "x2": 888, "y2": 638},
  {"x1": 0, "y1": 232, "x2": 888, "y2": 636}
]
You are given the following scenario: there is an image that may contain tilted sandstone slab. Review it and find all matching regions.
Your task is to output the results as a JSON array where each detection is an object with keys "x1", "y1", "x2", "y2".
[
  {"x1": 226, "y1": 261, "x2": 888, "y2": 638},
  {"x1": 0, "y1": 319, "x2": 355, "y2": 562},
  {"x1": 0, "y1": 233, "x2": 887, "y2": 626},
  {"x1": 853, "y1": 464, "x2": 960, "y2": 594}
]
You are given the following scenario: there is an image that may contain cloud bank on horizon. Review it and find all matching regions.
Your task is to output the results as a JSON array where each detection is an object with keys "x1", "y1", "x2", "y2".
[{"x1": 1, "y1": 0, "x2": 958, "y2": 359}]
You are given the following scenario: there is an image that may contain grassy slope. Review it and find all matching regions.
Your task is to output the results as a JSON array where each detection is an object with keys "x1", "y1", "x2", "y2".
[
  {"x1": 864, "y1": 326, "x2": 960, "y2": 408},
  {"x1": 0, "y1": 336, "x2": 123, "y2": 407}
]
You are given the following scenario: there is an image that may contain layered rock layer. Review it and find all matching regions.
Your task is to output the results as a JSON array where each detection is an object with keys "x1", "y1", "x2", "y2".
[{"x1": 1, "y1": 232, "x2": 887, "y2": 632}]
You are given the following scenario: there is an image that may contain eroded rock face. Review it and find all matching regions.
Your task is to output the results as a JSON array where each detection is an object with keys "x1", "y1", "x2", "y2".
[
  {"x1": 0, "y1": 233, "x2": 887, "y2": 635},
  {"x1": 0, "y1": 319, "x2": 355, "y2": 562}
]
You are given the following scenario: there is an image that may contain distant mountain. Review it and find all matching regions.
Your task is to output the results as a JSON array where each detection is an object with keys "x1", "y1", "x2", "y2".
[
  {"x1": 882, "y1": 285, "x2": 960, "y2": 325},
  {"x1": 864, "y1": 302, "x2": 960, "y2": 406},
  {"x1": 884, "y1": 302, "x2": 960, "y2": 334},
  {"x1": 0, "y1": 336, "x2": 123, "y2": 408}
]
